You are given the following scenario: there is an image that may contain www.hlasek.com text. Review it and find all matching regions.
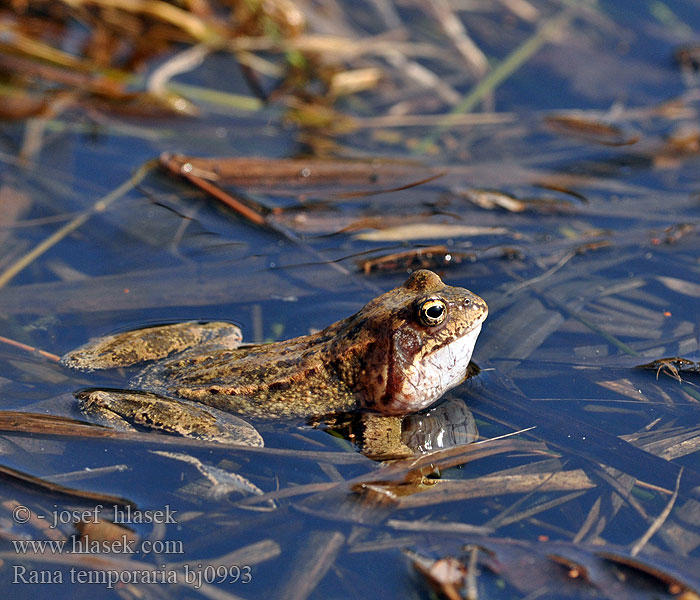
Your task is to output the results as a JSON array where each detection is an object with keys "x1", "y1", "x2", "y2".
[{"x1": 12, "y1": 535, "x2": 184, "y2": 555}]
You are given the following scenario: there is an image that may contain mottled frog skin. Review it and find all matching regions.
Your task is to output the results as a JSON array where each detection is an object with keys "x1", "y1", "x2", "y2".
[{"x1": 61, "y1": 270, "x2": 487, "y2": 421}]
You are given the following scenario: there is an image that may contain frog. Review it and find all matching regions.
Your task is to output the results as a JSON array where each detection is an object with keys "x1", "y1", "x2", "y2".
[{"x1": 61, "y1": 270, "x2": 487, "y2": 455}]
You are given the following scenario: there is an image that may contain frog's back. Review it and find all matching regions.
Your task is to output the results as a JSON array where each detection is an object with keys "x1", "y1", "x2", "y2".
[{"x1": 133, "y1": 328, "x2": 361, "y2": 419}]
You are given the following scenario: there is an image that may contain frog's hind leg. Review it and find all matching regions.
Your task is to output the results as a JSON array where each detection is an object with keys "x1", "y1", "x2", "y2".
[
  {"x1": 78, "y1": 389, "x2": 262, "y2": 446},
  {"x1": 60, "y1": 322, "x2": 242, "y2": 371}
]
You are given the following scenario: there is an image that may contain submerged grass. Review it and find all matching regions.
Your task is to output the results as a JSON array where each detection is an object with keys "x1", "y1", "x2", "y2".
[{"x1": 0, "y1": 160, "x2": 156, "y2": 289}]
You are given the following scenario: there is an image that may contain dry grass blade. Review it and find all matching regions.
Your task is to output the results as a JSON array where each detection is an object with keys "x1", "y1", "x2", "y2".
[
  {"x1": 328, "y1": 67, "x2": 381, "y2": 97},
  {"x1": 376, "y1": 50, "x2": 461, "y2": 105},
  {"x1": 573, "y1": 496, "x2": 604, "y2": 544},
  {"x1": 0, "y1": 161, "x2": 155, "y2": 290},
  {"x1": 572, "y1": 470, "x2": 642, "y2": 545},
  {"x1": 417, "y1": 1, "x2": 578, "y2": 151},
  {"x1": 359, "y1": 245, "x2": 475, "y2": 275},
  {"x1": 657, "y1": 276, "x2": 700, "y2": 298},
  {"x1": 489, "y1": 490, "x2": 589, "y2": 529},
  {"x1": 46, "y1": 465, "x2": 129, "y2": 483},
  {"x1": 160, "y1": 156, "x2": 268, "y2": 226},
  {"x1": 59, "y1": 0, "x2": 223, "y2": 43},
  {"x1": 455, "y1": 188, "x2": 527, "y2": 212},
  {"x1": 353, "y1": 112, "x2": 515, "y2": 128},
  {"x1": 159, "y1": 153, "x2": 435, "y2": 188},
  {"x1": 425, "y1": 0, "x2": 488, "y2": 76},
  {"x1": 630, "y1": 468, "x2": 683, "y2": 557},
  {"x1": 623, "y1": 426, "x2": 700, "y2": 461},
  {"x1": 359, "y1": 438, "x2": 551, "y2": 485},
  {"x1": 470, "y1": 375, "x2": 700, "y2": 493},
  {"x1": 0, "y1": 260, "x2": 360, "y2": 316},
  {"x1": 354, "y1": 223, "x2": 508, "y2": 242},
  {"x1": 0, "y1": 34, "x2": 91, "y2": 71},
  {"x1": 0, "y1": 184, "x2": 31, "y2": 238},
  {"x1": 503, "y1": 250, "x2": 576, "y2": 296},
  {"x1": 166, "y1": 539, "x2": 281, "y2": 570},
  {"x1": 0, "y1": 411, "x2": 368, "y2": 463},
  {"x1": 593, "y1": 467, "x2": 648, "y2": 520},
  {"x1": 0, "y1": 411, "x2": 135, "y2": 439},
  {"x1": 161, "y1": 154, "x2": 444, "y2": 215},
  {"x1": 278, "y1": 530, "x2": 345, "y2": 600},
  {"x1": 235, "y1": 481, "x2": 339, "y2": 506},
  {"x1": 544, "y1": 113, "x2": 641, "y2": 146},
  {"x1": 393, "y1": 470, "x2": 594, "y2": 509},
  {"x1": 0, "y1": 462, "x2": 134, "y2": 508},
  {"x1": 332, "y1": 171, "x2": 446, "y2": 199},
  {"x1": 160, "y1": 153, "x2": 394, "y2": 290},
  {"x1": 476, "y1": 296, "x2": 565, "y2": 360},
  {"x1": 0, "y1": 53, "x2": 107, "y2": 91},
  {"x1": 386, "y1": 518, "x2": 492, "y2": 535},
  {"x1": 0, "y1": 54, "x2": 186, "y2": 118}
]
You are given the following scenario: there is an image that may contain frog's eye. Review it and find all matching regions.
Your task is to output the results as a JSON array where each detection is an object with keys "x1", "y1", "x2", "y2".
[{"x1": 417, "y1": 297, "x2": 447, "y2": 327}]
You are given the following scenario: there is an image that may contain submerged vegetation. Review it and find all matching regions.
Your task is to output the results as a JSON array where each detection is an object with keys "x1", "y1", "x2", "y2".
[{"x1": 0, "y1": 0, "x2": 699, "y2": 598}]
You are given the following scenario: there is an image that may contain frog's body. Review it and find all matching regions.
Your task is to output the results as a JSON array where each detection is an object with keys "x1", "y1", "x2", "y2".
[{"x1": 61, "y1": 270, "x2": 487, "y2": 443}]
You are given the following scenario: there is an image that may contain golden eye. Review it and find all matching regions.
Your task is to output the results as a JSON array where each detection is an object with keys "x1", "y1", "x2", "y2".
[{"x1": 417, "y1": 297, "x2": 447, "y2": 327}]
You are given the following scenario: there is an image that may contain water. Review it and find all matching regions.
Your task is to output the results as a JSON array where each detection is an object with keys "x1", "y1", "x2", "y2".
[{"x1": 0, "y1": 1, "x2": 699, "y2": 598}]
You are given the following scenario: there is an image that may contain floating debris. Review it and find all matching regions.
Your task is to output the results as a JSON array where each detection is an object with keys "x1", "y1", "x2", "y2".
[
  {"x1": 359, "y1": 245, "x2": 475, "y2": 274},
  {"x1": 544, "y1": 113, "x2": 641, "y2": 146},
  {"x1": 354, "y1": 223, "x2": 509, "y2": 242}
]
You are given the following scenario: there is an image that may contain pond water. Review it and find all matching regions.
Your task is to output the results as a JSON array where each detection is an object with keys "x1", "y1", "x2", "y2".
[{"x1": 0, "y1": 1, "x2": 699, "y2": 598}]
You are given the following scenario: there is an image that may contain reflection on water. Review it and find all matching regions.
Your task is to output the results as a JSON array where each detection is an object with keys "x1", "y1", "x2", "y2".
[
  {"x1": 402, "y1": 396, "x2": 478, "y2": 453},
  {"x1": 313, "y1": 396, "x2": 478, "y2": 461}
]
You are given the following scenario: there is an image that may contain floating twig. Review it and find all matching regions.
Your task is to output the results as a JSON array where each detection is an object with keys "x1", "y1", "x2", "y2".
[{"x1": 0, "y1": 335, "x2": 60, "y2": 362}]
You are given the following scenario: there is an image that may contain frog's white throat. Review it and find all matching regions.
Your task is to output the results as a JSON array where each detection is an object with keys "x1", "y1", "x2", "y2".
[{"x1": 390, "y1": 323, "x2": 483, "y2": 415}]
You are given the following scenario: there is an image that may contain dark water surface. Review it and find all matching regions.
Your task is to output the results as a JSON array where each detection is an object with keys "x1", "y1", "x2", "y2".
[{"x1": 1, "y1": 1, "x2": 699, "y2": 598}]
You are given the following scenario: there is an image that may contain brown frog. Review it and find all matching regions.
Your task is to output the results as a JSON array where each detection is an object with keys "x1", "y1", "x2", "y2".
[{"x1": 61, "y1": 270, "x2": 487, "y2": 449}]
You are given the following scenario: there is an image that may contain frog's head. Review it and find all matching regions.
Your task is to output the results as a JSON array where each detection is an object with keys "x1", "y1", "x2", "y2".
[{"x1": 337, "y1": 270, "x2": 487, "y2": 415}]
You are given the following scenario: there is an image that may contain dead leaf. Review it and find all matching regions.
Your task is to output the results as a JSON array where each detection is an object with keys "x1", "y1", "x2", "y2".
[
  {"x1": 353, "y1": 223, "x2": 508, "y2": 241},
  {"x1": 657, "y1": 276, "x2": 700, "y2": 298}
]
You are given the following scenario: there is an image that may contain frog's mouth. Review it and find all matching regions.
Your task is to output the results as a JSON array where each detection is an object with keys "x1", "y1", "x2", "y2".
[{"x1": 383, "y1": 322, "x2": 484, "y2": 415}]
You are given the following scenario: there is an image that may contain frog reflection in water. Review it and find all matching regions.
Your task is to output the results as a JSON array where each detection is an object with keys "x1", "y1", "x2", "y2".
[{"x1": 61, "y1": 270, "x2": 487, "y2": 458}]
